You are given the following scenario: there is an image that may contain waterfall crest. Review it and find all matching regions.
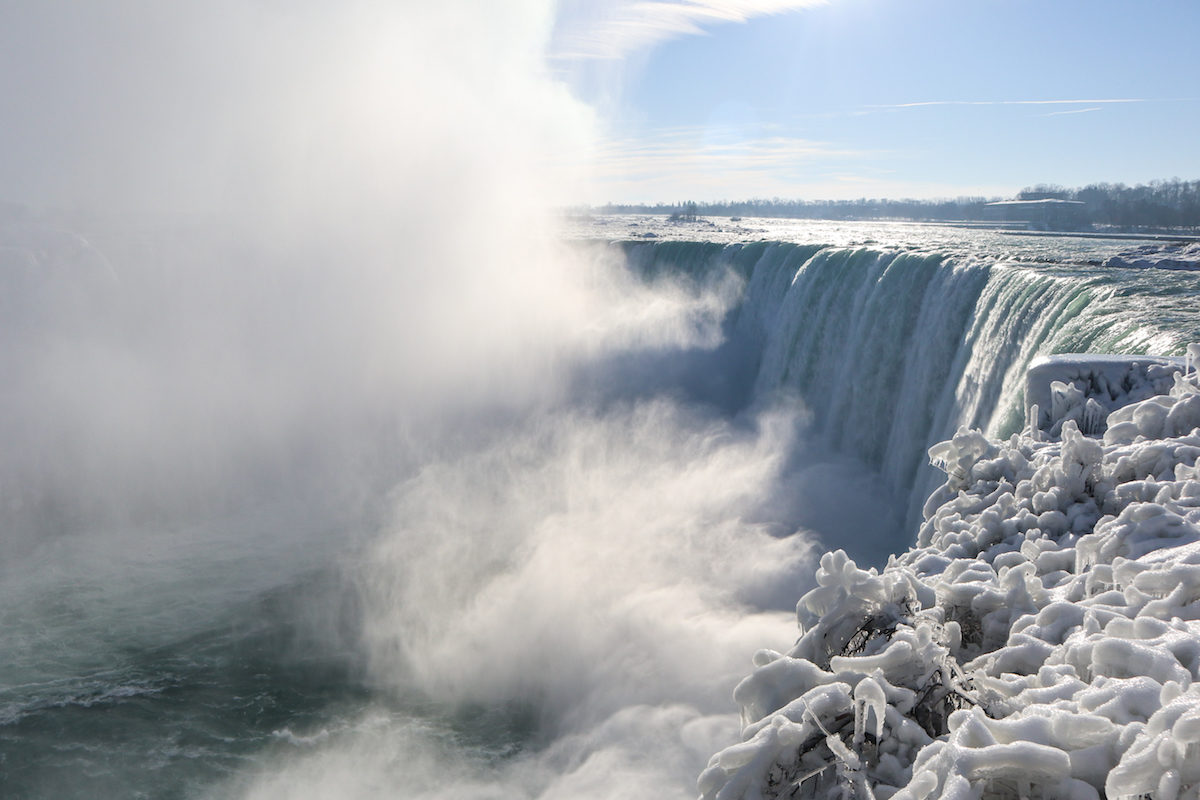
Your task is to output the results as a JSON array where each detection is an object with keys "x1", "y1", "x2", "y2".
[{"x1": 617, "y1": 240, "x2": 1195, "y2": 529}]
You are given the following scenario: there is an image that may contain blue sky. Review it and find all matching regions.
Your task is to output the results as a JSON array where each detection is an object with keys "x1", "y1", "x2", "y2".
[
  {"x1": 0, "y1": 1, "x2": 1194, "y2": 213},
  {"x1": 550, "y1": 0, "x2": 1200, "y2": 203}
]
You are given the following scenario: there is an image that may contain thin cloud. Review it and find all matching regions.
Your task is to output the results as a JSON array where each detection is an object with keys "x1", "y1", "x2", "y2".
[
  {"x1": 1043, "y1": 106, "x2": 1103, "y2": 117},
  {"x1": 588, "y1": 128, "x2": 864, "y2": 180},
  {"x1": 571, "y1": 127, "x2": 879, "y2": 202},
  {"x1": 867, "y1": 98, "x2": 1146, "y2": 109},
  {"x1": 551, "y1": 0, "x2": 829, "y2": 61}
]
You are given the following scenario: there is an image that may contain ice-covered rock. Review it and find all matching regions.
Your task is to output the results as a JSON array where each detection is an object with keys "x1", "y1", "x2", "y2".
[
  {"x1": 701, "y1": 351, "x2": 1200, "y2": 800},
  {"x1": 1026, "y1": 354, "x2": 1186, "y2": 437}
]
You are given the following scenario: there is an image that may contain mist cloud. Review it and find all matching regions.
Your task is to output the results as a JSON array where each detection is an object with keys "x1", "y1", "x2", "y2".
[{"x1": 0, "y1": 4, "x2": 859, "y2": 799}]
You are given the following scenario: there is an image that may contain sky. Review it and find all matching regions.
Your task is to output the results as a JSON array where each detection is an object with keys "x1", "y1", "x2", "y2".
[
  {"x1": 550, "y1": 0, "x2": 1200, "y2": 203},
  {"x1": 0, "y1": 1, "x2": 1197, "y2": 212}
]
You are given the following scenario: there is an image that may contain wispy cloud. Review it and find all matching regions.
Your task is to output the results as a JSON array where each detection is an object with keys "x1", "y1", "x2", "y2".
[
  {"x1": 588, "y1": 126, "x2": 863, "y2": 180},
  {"x1": 573, "y1": 122, "x2": 1024, "y2": 202},
  {"x1": 551, "y1": 0, "x2": 828, "y2": 61},
  {"x1": 567, "y1": 124, "x2": 882, "y2": 201},
  {"x1": 1043, "y1": 106, "x2": 1103, "y2": 117},
  {"x1": 867, "y1": 98, "x2": 1146, "y2": 109}
]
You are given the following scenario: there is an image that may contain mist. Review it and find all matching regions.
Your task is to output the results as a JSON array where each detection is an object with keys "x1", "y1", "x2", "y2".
[
  {"x1": 0, "y1": 3, "x2": 904, "y2": 798},
  {"x1": 0, "y1": 1, "x2": 594, "y2": 551}
]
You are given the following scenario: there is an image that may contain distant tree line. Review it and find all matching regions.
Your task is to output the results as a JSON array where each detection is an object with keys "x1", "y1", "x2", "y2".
[
  {"x1": 595, "y1": 179, "x2": 1200, "y2": 230},
  {"x1": 1017, "y1": 180, "x2": 1200, "y2": 229},
  {"x1": 668, "y1": 202, "x2": 699, "y2": 222},
  {"x1": 601, "y1": 196, "x2": 995, "y2": 223}
]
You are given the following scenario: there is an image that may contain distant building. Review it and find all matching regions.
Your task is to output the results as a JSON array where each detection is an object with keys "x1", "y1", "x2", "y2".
[{"x1": 983, "y1": 199, "x2": 1088, "y2": 231}]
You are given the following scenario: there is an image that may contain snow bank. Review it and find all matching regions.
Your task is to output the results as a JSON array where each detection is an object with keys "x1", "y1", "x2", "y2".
[{"x1": 701, "y1": 350, "x2": 1200, "y2": 800}]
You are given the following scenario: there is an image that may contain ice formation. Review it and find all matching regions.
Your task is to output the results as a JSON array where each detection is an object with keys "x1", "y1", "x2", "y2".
[
  {"x1": 1025, "y1": 355, "x2": 1187, "y2": 439},
  {"x1": 701, "y1": 352, "x2": 1200, "y2": 800}
]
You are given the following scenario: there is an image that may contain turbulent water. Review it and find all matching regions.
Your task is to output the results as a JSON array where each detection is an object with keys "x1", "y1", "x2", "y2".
[{"x1": 3, "y1": 215, "x2": 1199, "y2": 799}]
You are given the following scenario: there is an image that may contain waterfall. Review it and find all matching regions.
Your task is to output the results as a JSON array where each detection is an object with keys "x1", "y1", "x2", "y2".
[{"x1": 615, "y1": 240, "x2": 1196, "y2": 532}]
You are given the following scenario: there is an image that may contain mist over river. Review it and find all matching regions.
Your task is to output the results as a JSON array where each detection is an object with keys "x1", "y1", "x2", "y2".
[{"x1": 4, "y1": 208, "x2": 1199, "y2": 798}]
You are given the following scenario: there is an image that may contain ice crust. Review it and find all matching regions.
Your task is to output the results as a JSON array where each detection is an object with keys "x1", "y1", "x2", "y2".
[{"x1": 701, "y1": 353, "x2": 1200, "y2": 800}]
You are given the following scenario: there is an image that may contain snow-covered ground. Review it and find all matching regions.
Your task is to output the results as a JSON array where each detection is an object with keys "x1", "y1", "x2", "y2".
[{"x1": 700, "y1": 347, "x2": 1200, "y2": 799}]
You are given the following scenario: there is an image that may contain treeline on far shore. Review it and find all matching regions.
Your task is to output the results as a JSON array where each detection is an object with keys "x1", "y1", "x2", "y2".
[{"x1": 589, "y1": 178, "x2": 1200, "y2": 230}]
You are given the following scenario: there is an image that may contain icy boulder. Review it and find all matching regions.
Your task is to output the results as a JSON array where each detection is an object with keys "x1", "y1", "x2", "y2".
[
  {"x1": 701, "y1": 350, "x2": 1200, "y2": 800},
  {"x1": 1026, "y1": 353, "x2": 1186, "y2": 438}
]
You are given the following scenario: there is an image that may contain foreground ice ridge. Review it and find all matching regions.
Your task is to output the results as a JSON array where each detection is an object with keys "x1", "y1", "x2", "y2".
[{"x1": 701, "y1": 350, "x2": 1200, "y2": 800}]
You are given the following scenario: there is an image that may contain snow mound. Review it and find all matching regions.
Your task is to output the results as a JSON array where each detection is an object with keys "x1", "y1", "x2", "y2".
[{"x1": 701, "y1": 350, "x2": 1200, "y2": 800}]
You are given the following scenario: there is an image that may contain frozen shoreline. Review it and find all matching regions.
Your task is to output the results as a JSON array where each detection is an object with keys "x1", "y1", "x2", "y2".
[{"x1": 700, "y1": 350, "x2": 1200, "y2": 799}]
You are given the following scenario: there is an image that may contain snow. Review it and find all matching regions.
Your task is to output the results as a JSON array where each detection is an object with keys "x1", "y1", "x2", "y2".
[{"x1": 700, "y1": 352, "x2": 1200, "y2": 799}]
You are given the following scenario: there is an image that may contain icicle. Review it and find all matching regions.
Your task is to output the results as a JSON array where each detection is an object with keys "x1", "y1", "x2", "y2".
[{"x1": 853, "y1": 677, "x2": 886, "y2": 747}]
